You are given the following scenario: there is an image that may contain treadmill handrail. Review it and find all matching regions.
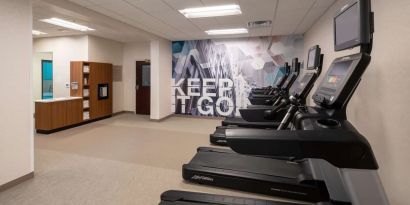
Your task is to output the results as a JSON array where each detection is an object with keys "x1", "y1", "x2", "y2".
[{"x1": 225, "y1": 129, "x2": 378, "y2": 170}]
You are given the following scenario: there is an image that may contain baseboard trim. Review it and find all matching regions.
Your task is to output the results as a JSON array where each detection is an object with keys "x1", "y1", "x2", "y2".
[
  {"x1": 112, "y1": 111, "x2": 135, "y2": 116},
  {"x1": 36, "y1": 115, "x2": 112, "y2": 134},
  {"x1": 0, "y1": 172, "x2": 34, "y2": 192},
  {"x1": 150, "y1": 114, "x2": 174, "y2": 122}
]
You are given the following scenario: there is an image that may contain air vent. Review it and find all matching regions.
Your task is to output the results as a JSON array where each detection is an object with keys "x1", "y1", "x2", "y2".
[{"x1": 247, "y1": 20, "x2": 272, "y2": 29}]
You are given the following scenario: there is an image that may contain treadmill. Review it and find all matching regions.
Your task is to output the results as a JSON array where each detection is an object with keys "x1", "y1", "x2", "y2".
[
  {"x1": 181, "y1": 0, "x2": 379, "y2": 202},
  {"x1": 218, "y1": 58, "x2": 301, "y2": 130},
  {"x1": 210, "y1": 46, "x2": 322, "y2": 146},
  {"x1": 161, "y1": 1, "x2": 388, "y2": 204},
  {"x1": 248, "y1": 63, "x2": 291, "y2": 105}
]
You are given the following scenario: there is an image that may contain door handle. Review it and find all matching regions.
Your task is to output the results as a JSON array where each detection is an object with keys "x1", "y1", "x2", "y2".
[{"x1": 136, "y1": 85, "x2": 140, "y2": 91}]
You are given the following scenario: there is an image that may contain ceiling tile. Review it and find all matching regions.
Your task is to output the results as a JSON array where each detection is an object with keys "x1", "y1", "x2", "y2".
[
  {"x1": 69, "y1": 0, "x2": 95, "y2": 7},
  {"x1": 125, "y1": 0, "x2": 172, "y2": 12},
  {"x1": 97, "y1": 1, "x2": 140, "y2": 15},
  {"x1": 272, "y1": 8, "x2": 306, "y2": 35},
  {"x1": 294, "y1": 0, "x2": 336, "y2": 34},
  {"x1": 86, "y1": 0, "x2": 120, "y2": 5},
  {"x1": 162, "y1": 0, "x2": 204, "y2": 10},
  {"x1": 276, "y1": 0, "x2": 315, "y2": 11},
  {"x1": 271, "y1": 0, "x2": 316, "y2": 35},
  {"x1": 190, "y1": 18, "x2": 220, "y2": 30},
  {"x1": 34, "y1": 0, "x2": 336, "y2": 41}
]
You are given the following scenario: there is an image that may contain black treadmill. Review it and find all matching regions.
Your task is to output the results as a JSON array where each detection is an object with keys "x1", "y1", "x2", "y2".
[
  {"x1": 210, "y1": 46, "x2": 322, "y2": 145},
  {"x1": 248, "y1": 63, "x2": 291, "y2": 105},
  {"x1": 219, "y1": 58, "x2": 300, "y2": 129},
  {"x1": 248, "y1": 66, "x2": 288, "y2": 97}
]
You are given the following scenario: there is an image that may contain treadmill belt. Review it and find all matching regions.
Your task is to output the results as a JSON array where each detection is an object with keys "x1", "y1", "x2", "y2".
[
  {"x1": 189, "y1": 148, "x2": 302, "y2": 179},
  {"x1": 160, "y1": 190, "x2": 299, "y2": 205}
]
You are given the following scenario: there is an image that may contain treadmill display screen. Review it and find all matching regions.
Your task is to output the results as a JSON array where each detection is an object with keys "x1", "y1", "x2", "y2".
[
  {"x1": 292, "y1": 73, "x2": 313, "y2": 96},
  {"x1": 324, "y1": 61, "x2": 352, "y2": 89},
  {"x1": 335, "y1": 2, "x2": 360, "y2": 48},
  {"x1": 307, "y1": 49, "x2": 316, "y2": 68}
]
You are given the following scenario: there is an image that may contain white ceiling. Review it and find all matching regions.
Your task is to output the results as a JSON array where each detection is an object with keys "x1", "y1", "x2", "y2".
[{"x1": 33, "y1": 0, "x2": 336, "y2": 42}]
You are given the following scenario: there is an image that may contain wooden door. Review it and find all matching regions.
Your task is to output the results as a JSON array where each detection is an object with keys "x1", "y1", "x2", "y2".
[{"x1": 136, "y1": 61, "x2": 150, "y2": 115}]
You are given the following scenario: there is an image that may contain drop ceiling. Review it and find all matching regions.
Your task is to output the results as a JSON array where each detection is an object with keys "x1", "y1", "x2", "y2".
[{"x1": 33, "y1": 0, "x2": 336, "y2": 42}]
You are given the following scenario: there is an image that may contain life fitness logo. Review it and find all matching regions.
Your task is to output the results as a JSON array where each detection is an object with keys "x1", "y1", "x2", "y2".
[{"x1": 172, "y1": 78, "x2": 234, "y2": 116}]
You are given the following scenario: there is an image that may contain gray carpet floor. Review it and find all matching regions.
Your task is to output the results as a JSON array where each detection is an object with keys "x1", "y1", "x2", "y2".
[{"x1": 0, "y1": 113, "x2": 302, "y2": 205}]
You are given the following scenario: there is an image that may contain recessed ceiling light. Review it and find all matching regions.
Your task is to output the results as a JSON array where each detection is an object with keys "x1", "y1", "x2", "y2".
[
  {"x1": 179, "y1": 5, "x2": 242, "y2": 18},
  {"x1": 40, "y1": 18, "x2": 94, "y2": 32},
  {"x1": 205, "y1": 28, "x2": 248, "y2": 35},
  {"x1": 32, "y1": 30, "x2": 47, "y2": 35}
]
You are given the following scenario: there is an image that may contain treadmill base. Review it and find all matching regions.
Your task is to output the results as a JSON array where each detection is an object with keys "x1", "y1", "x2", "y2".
[{"x1": 160, "y1": 190, "x2": 300, "y2": 205}]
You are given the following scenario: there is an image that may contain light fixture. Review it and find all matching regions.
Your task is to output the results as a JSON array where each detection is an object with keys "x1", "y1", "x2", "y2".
[
  {"x1": 32, "y1": 30, "x2": 47, "y2": 35},
  {"x1": 179, "y1": 5, "x2": 241, "y2": 18},
  {"x1": 40, "y1": 18, "x2": 94, "y2": 31},
  {"x1": 205, "y1": 28, "x2": 248, "y2": 35}
]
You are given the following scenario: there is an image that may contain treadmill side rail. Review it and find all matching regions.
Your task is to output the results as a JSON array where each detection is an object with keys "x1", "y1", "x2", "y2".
[{"x1": 226, "y1": 129, "x2": 378, "y2": 170}]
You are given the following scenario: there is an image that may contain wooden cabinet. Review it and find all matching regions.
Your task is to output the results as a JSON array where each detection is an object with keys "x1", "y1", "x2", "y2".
[
  {"x1": 51, "y1": 101, "x2": 67, "y2": 129},
  {"x1": 66, "y1": 99, "x2": 83, "y2": 125},
  {"x1": 35, "y1": 98, "x2": 83, "y2": 133},
  {"x1": 71, "y1": 61, "x2": 113, "y2": 121}
]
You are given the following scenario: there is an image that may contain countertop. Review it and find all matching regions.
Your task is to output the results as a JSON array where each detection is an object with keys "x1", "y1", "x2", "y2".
[{"x1": 35, "y1": 97, "x2": 82, "y2": 103}]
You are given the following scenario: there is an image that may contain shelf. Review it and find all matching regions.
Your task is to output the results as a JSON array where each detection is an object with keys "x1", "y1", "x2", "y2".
[{"x1": 71, "y1": 61, "x2": 112, "y2": 123}]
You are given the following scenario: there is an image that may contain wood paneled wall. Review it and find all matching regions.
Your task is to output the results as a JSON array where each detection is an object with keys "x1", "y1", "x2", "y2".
[{"x1": 89, "y1": 62, "x2": 113, "y2": 119}]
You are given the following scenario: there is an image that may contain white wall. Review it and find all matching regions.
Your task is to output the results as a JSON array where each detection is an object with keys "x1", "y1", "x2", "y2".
[
  {"x1": 33, "y1": 36, "x2": 88, "y2": 98},
  {"x1": 33, "y1": 35, "x2": 126, "y2": 112},
  {"x1": 122, "y1": 42, "x2": 150, "y2": 112},
  {"x1": 88, "y1": 35, "x2": 124, "y2": 113},
  {"x1": 150, "y1": 39, "x2": 172, "y2": 120},
  {"x1": 304, "y1": 0, "x2": 410, "y2": 204},
  {"x1": 0, "y1": 0, "x2": 33, "y2": 186},
  {"x1": 33, "y1": 52, "x2": 53, "y2": 100}
]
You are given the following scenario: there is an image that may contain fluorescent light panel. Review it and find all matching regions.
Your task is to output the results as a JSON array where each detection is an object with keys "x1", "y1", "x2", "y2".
[
  {"x1": 32, "y1": 30, "x2": 47, "y2": 35},
  {"x1": 40, "y1": 18, "x2": 94, "y2": 31},
  {"x1": 206, "y1": 28, "x2": 248, "y2": 35},
  {"x1": 179, "y1": 5, "x2": 241, "y2": 18}
]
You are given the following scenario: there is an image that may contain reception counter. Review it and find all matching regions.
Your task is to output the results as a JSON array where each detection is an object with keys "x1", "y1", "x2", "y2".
[{"x1": 35, "y1": 97, "x2": 83, "y2": 133}]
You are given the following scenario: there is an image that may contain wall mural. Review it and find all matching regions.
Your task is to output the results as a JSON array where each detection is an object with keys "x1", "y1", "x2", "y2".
[{"x1": 172, "y1": 35, "x2": 304, "y2": 117}]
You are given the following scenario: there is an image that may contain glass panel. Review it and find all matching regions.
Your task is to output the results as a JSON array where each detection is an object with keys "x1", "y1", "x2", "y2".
[
  {"x1": 98, "y1": 84, "x2": 109, "y2": 100},
  {"x1": 142, "y1": 65, "x2": 150, "y2": 86},
  {"x1": 42, "y1": 60, "x2": 53, "y2": 99}
]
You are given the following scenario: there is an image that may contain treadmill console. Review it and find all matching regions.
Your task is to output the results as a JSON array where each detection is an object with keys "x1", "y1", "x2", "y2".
[
  {"x1": 281, "y1": 58, "x2": 299, "y2": 89},
  {"x1": 289, "y1": 45, "x2": 322, "y2": 99},
  {"x1": 276, "y1": 63, "x2": 291, "y2": 88},
  {"x1": 290, "y1": 73, "x2": 314, "y2": 97},
  {"x1": 313, "y1": 52, "x2": 370, "y2": 109},
  {"x1": 307, "y1": 45, "x2": 321, "y2": 70}
]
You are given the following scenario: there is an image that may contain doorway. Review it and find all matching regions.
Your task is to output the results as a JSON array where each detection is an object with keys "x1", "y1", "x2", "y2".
[
  {"x1": 41, "y1": 60, "x2": 53, "y2": 99},
  {"x1": 135, "y1": 61, "x2": 150, "y2": 115}
]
